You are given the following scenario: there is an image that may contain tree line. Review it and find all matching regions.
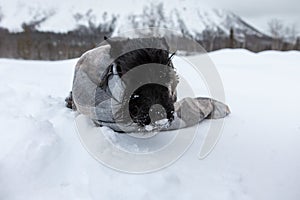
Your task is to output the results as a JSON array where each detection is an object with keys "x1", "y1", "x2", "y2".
[{"x1": 0, "y1": 20, "x2": 299, "y2": 60}]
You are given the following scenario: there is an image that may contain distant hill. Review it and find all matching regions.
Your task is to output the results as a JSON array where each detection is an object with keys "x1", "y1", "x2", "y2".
[
  {"x1": 0, "y1": 0, "x2": 268, "y2": 40},
  {"x1": 0, "y1": 0, "x2": 298, "y2": 60}
]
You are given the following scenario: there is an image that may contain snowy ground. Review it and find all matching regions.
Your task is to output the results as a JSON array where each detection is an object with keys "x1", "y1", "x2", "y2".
[{"x1": 0, "y1": 49, "x2": 300, "y2": 200}]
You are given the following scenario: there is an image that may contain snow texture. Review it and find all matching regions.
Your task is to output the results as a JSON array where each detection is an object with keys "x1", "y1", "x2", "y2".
[
  {"x1": 0, "y1": 0, "x2": 264, "y2": 38},
  {"x1": 0, "y1": 49, "x2": 300, "y2": 199}
]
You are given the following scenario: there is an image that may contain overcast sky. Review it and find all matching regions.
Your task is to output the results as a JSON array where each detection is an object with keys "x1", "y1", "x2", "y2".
[{"x1": 190, "y1": 0, "x2": 300, "y2": 33}]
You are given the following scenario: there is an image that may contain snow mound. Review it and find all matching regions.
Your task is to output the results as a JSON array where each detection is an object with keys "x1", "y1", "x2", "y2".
[{"x1": 0, "y1": 50, "x2": 300, "y2": 199}]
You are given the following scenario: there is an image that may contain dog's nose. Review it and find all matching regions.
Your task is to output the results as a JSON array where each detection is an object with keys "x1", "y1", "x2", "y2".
[{"x1": 148, "y1": 104, "x2": 167, "y2": 124}]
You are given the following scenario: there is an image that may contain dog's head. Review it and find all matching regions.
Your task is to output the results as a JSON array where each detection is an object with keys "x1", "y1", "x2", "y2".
[{"x1": 100, "y1": 37, "x2": 178, "y2": 128}]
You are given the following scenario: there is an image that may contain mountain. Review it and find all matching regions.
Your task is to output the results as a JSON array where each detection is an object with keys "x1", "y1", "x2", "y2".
[
  {"x1": 0, "y1": 0, "x2": 267, "y2": 40},
  {"x1": 112, "y1": 4, "x2": 267, "y2": 41}
]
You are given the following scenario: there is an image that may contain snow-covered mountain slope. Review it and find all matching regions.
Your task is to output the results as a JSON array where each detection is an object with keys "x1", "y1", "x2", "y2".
[
  {"x1": 0, "y1": 0, "x2": 266, "y2": 39},
  {"x1": 0, "y1": 49, "x2": 300, "y2": 200}
]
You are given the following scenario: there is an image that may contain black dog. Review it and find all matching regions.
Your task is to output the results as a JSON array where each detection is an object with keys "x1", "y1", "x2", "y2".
[
  {"x1": 66, "y1": 37, "x2": 178, "y2": 128},
  {"x1": 102, "y1": 37, "x2": 178, "y2": 126},
  {"x1": 67, "y1": 37, "x2": 231, "y2": 133}
]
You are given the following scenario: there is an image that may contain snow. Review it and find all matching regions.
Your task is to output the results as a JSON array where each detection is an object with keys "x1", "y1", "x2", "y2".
[
  {"x1": 1, "y1": 49, "x2": 300, "y2": 199},
  {"x1": 0, "y1": 0, "x2": 263, "y2": 38}
]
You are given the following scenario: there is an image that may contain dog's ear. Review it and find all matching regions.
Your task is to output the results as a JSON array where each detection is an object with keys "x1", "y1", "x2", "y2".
[
  {"x1": 106, "y1": 37, "x2": 170, "y2": 58},
  {"x1": 104, "y1": 37, "x2": 130, "y2": 58}
]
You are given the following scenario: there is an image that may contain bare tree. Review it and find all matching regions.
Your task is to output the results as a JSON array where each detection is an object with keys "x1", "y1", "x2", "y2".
[
  {"x1": 202, "y1": 28, "x2": 217, "y2": 51},
  {"x1": 285, "y1": 24, "x2": 298, "y2": 44},
  {"x1": 229, "y1": 27, "x2": 235, "y2": 48},
  {"x1": 268, "y1": 19, "x2": 299, "y2": 50},
  {"x1": 295, "y1": 37, "x2": 300, "y2": 50},
  {"x1": 268, "y1": 19, "x2": 284, "y2": 50}
]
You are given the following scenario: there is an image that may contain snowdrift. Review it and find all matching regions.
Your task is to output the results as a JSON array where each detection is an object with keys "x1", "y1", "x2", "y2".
[{"x1": 0, "y1": 49, "x2": 299, "y2": 200}]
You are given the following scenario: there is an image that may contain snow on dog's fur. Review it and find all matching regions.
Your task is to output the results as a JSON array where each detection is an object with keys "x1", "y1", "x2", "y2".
[{"x1": 100, "y1": 37, "x2": 178, "y2": 126}]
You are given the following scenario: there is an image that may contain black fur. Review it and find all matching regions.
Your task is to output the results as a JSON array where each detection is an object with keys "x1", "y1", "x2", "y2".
[
  {"x1": 128, "y1": 83, "x2": 175, "y2": 126},
  {"x1": 68, "y1": 37, "x2": 179, "y2": 128},
  {"x1": 103, "y1": 37, "x2": 178, "y2": 127}
]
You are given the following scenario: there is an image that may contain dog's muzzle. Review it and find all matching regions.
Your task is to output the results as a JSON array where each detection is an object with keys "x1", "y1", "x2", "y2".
[{"x1": 108, "y1": 64, "x2": 176, "y2": 128}]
